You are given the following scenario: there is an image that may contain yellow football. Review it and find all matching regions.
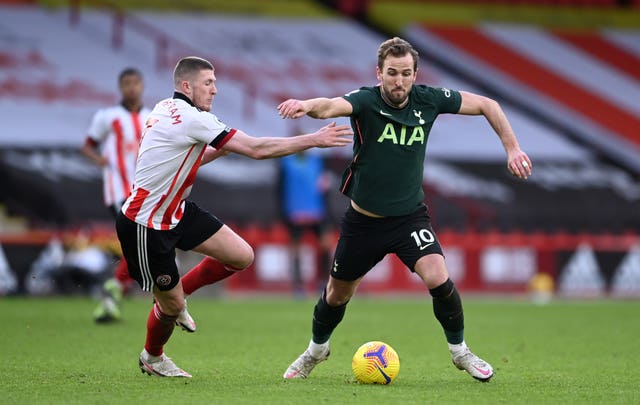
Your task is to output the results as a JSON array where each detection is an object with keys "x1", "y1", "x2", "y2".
[{"x1": 352, "y1": 341, "x2": 400, "y2": 384}]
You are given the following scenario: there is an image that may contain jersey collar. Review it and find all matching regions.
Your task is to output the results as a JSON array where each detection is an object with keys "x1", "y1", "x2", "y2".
[{"x1": 173, "y1": 91, "x2": 196, "y2": 108}]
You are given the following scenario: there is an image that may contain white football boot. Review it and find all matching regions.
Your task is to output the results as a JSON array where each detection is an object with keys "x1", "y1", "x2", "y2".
[
  {"x1": 283, "y1": 347, "x2": 330, "y2": 379},
  {"x1": 139, "y1": 349, "x2": 191, "y2": 378},
  {"x1": 175, "y1": 299, "x2": 196, "y2": 333},
  {"x1": 452, "y1": 347, "x2": 494, "y2": 381}
]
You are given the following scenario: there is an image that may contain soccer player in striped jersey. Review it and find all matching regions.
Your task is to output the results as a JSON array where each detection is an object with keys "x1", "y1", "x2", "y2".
[
  {"x1": 81, "y1": 68, "x2": 148, "y2": 323},
  {"x1": 116, "y1": 56, "x2": 352, "y2": 378},
  {"x1": 278, "y1": 37, "x2": 533, "y2": 382}
]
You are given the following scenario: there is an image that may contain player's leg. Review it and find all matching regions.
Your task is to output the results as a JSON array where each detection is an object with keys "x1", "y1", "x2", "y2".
[
  {"x1": 180, "y1": 224, "x2": 254, "y2": 295},
  {"x1": 115, "y1": 212, "x2": 191, "y2": 377},
  {"x1": 311, "y1": 275, "x2": 362, "y2": 349},
  {"x1": 113, "y1": 259, "x2": 135, "y2": 292},
  {"x1": 283, "y1": 276, "x2": 363, "y2": 379},
  {"x1": 414, "y1": 254, "x2": 463, "y2": 342},
  {"x1": 414, "y1": 256, "x2": 493, "y2": 381},
  {"x1": 314, "y1": 222, "x2": 333, "y2": 292},
  {"x1": 138, "y1": 282, "x2": 191, "y2": 378},
  {"x1": 288, "y1": 223, "x2": 305, "y2": 297},
  {"x1": 93, "y1": 203, "x2": 136, "y2": 323},
  {"x1": 174, "y1": 202, "x2": 252, "y2": 332},
  {"x1": 399, "y1": 207, "x2": 493, "y2": 382},
  {"x1": 284, "y1": 206, "x2": 384, "y2": 379},
  {"x1": 177, "y1": 225, "x2": 252, "y2": 332},
  {"x1": 108, "y1": 203, "x2": 137, "y2": 293},
  {"x1": 93, "y1": 260, "x2": 135, "y2": 321}
]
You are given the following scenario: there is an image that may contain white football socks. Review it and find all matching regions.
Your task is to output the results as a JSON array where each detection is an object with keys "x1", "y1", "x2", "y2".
[
  {"x1": 448, "y1": 341, "x2": 468, "y2": 356},
  {"x1": 141, "y1": 349, "x2": 162, "y2": 362},
  {"x1": 308, "y1": 339, "x2": 329, "y2": 358}
]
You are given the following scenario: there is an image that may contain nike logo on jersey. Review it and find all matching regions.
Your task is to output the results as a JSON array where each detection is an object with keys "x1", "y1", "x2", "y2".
[
  {"x1": 420, "y1": 243, "x2": 435, "y2": 251},
  {"x1": 379, "y1": 110, "x2": 393, "y2": 117}
]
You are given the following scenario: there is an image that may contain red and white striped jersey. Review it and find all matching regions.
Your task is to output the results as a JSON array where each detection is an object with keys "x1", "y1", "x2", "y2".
[
  {"x1": 122, "y1": 93, "x2": 236, "y2": 230},
  {"x1": 86, "y1": 104, "x2": 150, "y2": 207}
]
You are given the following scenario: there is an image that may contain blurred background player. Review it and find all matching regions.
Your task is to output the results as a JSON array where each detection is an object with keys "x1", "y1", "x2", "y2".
[
  {"x1": 278, "y1": 149, "x2": 334, "y2": 297},
  {"x1": 80, "y1": 68, "x2": 149, "y2": 323},
  {"x1": 279, "y1": 37, "x2": 532, "y2": 382}
]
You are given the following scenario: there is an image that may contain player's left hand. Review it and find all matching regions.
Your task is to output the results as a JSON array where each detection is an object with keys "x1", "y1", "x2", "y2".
[{"x1": 507, "y1": 149, "x2": 532, "y2": 179}]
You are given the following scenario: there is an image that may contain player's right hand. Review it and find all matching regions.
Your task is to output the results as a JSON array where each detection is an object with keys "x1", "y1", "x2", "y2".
[
  {"x1": 313, "y1": 122, "x2": 353, "y2": 148},
  {"x1": 507, "y1": 148, "x2": 533, "y2": 180},
  {"x1": 277, "y1": 99, "x2": 308, "y2": 119}
]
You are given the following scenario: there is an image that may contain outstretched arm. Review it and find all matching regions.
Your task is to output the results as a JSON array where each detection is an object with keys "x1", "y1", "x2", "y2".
[
  {"x1": 458, "y1": 91, "x2": 532, "y2": 179},
  {"x1": 277, "y1": 97, "x2": 352, "y2": 120},
  {"x1": 221, "y1": 122, "x2": 352, "y2": 160}
]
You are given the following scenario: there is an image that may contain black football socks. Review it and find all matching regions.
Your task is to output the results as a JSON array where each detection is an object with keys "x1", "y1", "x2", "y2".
[
  {"x1": 311, "y1": 289, "x2": 348, "y2": 344},
  {"x1": 429, "y1": 278, "x2": 465, "y2": 345}
]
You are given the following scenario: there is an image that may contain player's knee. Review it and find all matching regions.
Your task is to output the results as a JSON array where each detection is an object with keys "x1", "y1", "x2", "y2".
[
  {"x1": 228, "y1": 243, "x2": 254, "y2": 272},
  {"x1": 325, "y1": 286, "x2": 352, "y2": 307},
  {"x1": 415, "y1": 255, "x2": 449, "y2": 289},
  {"x1": 156, "y1": 294, "x2": 185, "y2": 316},
  {"x1": 423, "y1": 270, "x2": 448, "y2": 290}
]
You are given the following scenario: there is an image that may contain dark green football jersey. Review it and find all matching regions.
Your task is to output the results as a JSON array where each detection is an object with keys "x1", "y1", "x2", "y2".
[{"x1": 340, "y1": 85, "x2": 461, "y2": 216}]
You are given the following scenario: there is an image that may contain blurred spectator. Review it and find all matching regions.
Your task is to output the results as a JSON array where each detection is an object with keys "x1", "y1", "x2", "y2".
[
  {"x1": 0, "y1": 244, "x2": 18, "y2": 295},
  {"x1": 25, "y1": 233, "x2": 112, "y2": 296},
  {"x1": 278, "y1": 150, "x2": 334, "y2": 296}
]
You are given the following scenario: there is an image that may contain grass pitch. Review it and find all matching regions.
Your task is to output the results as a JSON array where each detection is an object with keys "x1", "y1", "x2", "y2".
[{"x1": 2, "y1": 296, "x2": 639, "y2": 404}]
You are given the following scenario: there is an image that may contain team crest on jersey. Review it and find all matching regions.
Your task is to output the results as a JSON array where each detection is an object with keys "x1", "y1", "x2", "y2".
[{"x1": 156, "y1": 275, "x2": 172, "y2": 287}]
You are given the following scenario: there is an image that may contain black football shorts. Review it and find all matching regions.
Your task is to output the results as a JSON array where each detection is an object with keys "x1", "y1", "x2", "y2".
[
  {"x1": 331, "y1": 204, "x2": 443, "y2": 281},
  {"x1": 116, "y1": 200, "x2": 224, "y2": 292}
]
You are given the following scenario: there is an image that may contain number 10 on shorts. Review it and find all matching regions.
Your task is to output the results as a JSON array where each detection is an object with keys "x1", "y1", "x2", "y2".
[{"x1": 410, "y1": 229, "x2": 435, "y2": 250}]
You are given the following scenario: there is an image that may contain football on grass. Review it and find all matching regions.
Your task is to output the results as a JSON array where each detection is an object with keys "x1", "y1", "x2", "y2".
[{"x1": 352, "y1": 341, "x2": 400, "y2": 384}]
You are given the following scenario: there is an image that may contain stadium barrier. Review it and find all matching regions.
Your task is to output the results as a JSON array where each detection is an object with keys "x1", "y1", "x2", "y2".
[{"x1": 1, "y1": 226, "x2": 639, "y2": 297}]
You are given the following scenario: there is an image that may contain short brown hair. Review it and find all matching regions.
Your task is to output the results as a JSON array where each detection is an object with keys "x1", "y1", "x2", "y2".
[
  {"x1": 377, "y1": 37, "x2": 418, "y2": 71},
  {"x1": 173, "y1": 56, "x2": 213, "y2": 87}
]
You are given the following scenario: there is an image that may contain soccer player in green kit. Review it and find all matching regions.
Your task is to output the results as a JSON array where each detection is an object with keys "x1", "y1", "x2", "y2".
[{"x1": 279, "y1": 37, "x2": 532, "y2": 382}]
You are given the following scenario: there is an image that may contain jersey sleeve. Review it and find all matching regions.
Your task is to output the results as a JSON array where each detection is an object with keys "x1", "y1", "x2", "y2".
[
  {"x1": 189, "y1": 112, "x2": 237, "y2": 149},
  {"x1": 430, "y1": 87, "x2": 462, "y2": 114},
  {"x1": 342, "y1": 87, "x2": 371, "y2": 116},
  {"x1": 86, "y1": 109, "x2": 109, "y2": 143}
]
